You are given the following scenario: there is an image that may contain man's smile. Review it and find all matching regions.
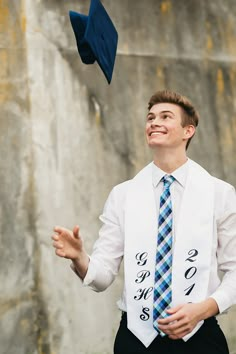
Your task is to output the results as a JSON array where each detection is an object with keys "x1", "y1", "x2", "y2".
[{"x1": 149, "y1": 131, "x2": 167, "y2": 136}]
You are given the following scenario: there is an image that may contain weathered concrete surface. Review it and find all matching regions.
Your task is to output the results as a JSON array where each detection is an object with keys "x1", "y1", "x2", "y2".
[
  {"x1": 0, "y1": 0, "x2": 236, "y2": 353},
  {"x1": 0, "y1": 1, "x2": 40, "y2": 353}
]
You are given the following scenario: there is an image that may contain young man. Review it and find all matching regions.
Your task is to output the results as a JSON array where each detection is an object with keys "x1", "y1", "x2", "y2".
[{"x1": 52, "y1": 90, "x2": 236, "y2": 354}]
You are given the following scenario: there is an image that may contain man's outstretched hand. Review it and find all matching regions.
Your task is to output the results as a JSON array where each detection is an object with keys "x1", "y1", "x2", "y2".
[
  {"x1": 52, "y1": 225, "x2": 83, "y2": 260},
  {"x1": 52, "y1": 225, "x2": 89, "y2": 279}
]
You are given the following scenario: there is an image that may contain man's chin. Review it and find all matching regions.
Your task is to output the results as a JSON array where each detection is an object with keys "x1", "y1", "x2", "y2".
[{"x1": 148, "y1": 142, "x2": 166, "y2": 149}]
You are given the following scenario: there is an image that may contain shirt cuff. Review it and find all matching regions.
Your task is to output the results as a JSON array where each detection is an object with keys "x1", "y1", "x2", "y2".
[
  {"x1": 70, "y1": 256, "x2": 96, "y2": 287},
  {"x1": 209, "y1": 291, "x2": 230, "y2": 314}
]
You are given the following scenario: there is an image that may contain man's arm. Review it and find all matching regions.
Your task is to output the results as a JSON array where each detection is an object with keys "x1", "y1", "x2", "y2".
[{"x1": 52, "y1": 183, "x2": 126, "y2": 291}]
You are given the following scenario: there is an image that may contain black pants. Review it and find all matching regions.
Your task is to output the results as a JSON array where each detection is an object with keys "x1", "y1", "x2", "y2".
[{"x1": 114, "y1": 312, "x2": 229, "y2": 354}]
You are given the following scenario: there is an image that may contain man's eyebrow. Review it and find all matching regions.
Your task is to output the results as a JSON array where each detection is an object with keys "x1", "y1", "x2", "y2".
[
  {"x1": 160, "y1": 110, "x2": 175, "y2": 115},
  {"x1": 147, "y1": 110, "x2": 175, "y2": 116}
]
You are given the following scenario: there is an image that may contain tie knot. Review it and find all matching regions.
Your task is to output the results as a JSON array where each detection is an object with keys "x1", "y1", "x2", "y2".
[{"x1": 162, "y1": 175, "x2": 175, "y2": 188}]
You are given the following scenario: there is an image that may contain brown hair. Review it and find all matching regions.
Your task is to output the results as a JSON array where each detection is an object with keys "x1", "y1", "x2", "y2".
[{"x1": 148, "y1": 90, "x2": 199, "y2": 149}]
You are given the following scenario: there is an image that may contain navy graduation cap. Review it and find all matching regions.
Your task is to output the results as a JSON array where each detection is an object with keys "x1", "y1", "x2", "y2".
[{"x1": 69, "y1": 0, "x2": 118, "y2": 84}]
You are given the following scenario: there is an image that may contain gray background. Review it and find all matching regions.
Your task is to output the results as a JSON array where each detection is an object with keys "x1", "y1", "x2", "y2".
[{"x1": 0, "y1": 0, "x2": 236, "y2": 353}]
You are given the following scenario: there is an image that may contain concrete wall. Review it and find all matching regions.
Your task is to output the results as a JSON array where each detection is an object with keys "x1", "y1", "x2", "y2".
[{"x1": 0, "y1": 0, "x2": 236, "y2": 353}]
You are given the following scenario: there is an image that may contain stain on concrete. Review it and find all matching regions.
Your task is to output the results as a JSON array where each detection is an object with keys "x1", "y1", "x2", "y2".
[
  {"x1": 160, "y1": 0, "x2": 172, "y2": 14},
  {"x1": 217, "y1": 68, "x2": 225, "y2": 94}
]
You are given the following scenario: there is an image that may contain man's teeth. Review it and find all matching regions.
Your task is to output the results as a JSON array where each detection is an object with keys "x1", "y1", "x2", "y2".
[{"x1": 151, "y1": 132, "x2": 165, "y2": 135}]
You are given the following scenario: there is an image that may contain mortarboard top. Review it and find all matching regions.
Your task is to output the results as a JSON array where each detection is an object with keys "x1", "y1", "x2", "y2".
[{"x1": 69, "y1": 0, "x2": 118, "y2": 84}]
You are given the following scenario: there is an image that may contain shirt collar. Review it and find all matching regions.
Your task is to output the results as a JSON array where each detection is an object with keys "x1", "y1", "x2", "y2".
[{"x1": 152, "y1": 159, "x2": 189, "y2": 188}]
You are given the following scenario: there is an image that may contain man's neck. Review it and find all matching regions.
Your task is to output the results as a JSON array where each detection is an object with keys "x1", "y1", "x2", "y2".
[{"x1": 153, "y1": 149, "x2": 188, "y2": 174}]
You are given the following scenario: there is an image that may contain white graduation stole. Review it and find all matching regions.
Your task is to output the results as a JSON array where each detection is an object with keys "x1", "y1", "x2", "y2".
[{"x1": 124, "y1": 160, "x2": 214, "y2": 348}]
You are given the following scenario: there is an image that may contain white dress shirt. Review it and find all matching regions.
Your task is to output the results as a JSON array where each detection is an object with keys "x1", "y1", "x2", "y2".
[{"x1": 72, "y1": 160, "x2": 236, "y2": 315}]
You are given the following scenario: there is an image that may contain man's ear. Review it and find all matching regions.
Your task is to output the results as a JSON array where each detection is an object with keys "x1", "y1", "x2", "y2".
[{"x1": 184, "y1": 125, "x2": 195, "y2": 140}]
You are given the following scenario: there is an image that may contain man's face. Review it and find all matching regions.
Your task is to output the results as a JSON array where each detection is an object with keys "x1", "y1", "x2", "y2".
[{"x1": 145, "y1": 102, "x2": 190, "y2": 150}]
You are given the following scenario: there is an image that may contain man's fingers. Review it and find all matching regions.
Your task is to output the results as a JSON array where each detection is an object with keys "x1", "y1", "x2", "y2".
[
  {"x1": 168, "y1": 325, "x2": 191, "y2": 339},
  {"x1": 55, "y1": 249, "x2": 66, "y2": 257},
  {"x1": 54, "y1": 225, "x2": 79, "y2": 240},
  {"x1": 159, "y1": 320, "x2": 188, "y2": 334},
  {"x1": 73, "y1": 225, "x2": 80, "y2": 239},
  {"x1": 158, "y1": 312, "x2": 182, "y2": 325},
  {"x1": 54, "y1": 226, "x2": 63, "y2": 233},
  {"x1": 54, "y1": 226, "x2": 71, "y2": 234},
  {"x1": 166, "y1": 304, "x2": 183, "y2": 314},
  {"x1": 166, "y1": 320, "x2": 186, "y2": 332},
  {"x1": 168, "y1": 331, "x2": 187, "y2": 340},
  {"x1": 51, "y1": 234, "x2": 59, "y2": 241},
  {"x1": 53, "y1": 241, "x2": 63, "y2": 249}
]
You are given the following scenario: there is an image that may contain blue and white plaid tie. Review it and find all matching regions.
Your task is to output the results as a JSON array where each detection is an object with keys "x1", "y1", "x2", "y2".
[{"x1": 153, "y1": 174, "x2": 175, "y2": 334}]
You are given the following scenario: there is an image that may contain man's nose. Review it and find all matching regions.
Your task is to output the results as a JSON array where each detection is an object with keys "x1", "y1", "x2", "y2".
[{"x1": 151, "y1": 116, "x2": 161, "y2": 126}]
